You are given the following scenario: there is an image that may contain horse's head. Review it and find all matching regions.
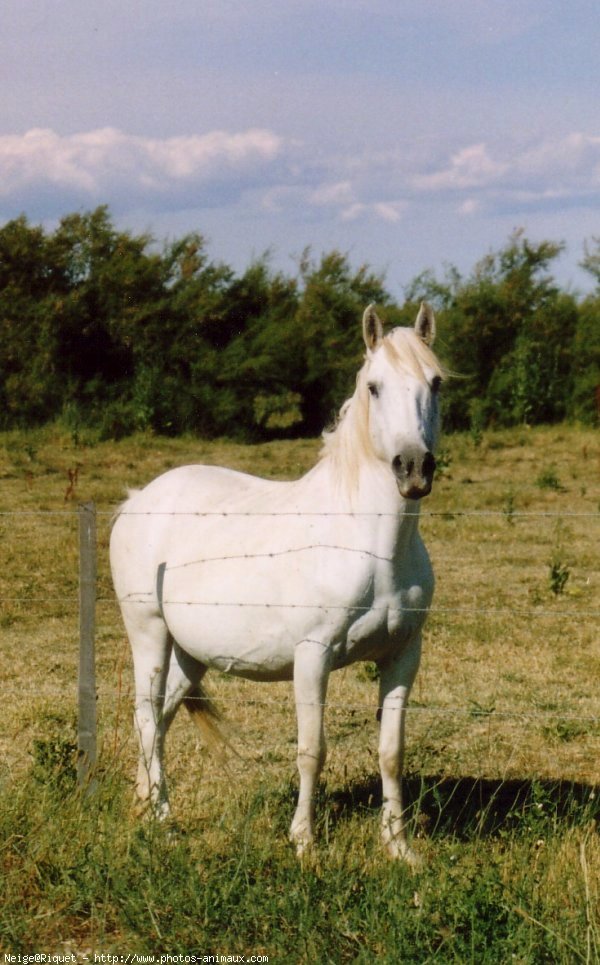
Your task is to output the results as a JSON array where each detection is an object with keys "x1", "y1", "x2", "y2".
[{"x1": 362, "y1": 303, "x2": 442, "y2": 500}]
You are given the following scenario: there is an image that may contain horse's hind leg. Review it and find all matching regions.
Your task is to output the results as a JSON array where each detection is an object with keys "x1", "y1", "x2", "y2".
[
  {"x1": 123, "y1": 606, "x2": 173, "y2": 819},
  {"x1": 290, "y1": 638, "x2": 331, "y2": 856}
]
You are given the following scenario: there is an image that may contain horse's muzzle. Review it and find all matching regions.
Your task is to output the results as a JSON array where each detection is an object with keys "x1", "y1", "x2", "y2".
[{"x1": 392, "y1": 449, "x2": 436, "y2": 500}]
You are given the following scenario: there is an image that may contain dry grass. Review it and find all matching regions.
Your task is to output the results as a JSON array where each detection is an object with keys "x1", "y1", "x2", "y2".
[
  {"x1": 0, "y1": 423, "x2": 598, "y2": 956},
  {"x1": 1, "y1": 423, "x2": 597, "y2": 791}
]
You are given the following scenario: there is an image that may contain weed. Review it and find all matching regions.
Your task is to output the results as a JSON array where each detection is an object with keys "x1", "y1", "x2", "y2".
[
  {"x1": 536, "y1": 465, "x2": 564, "y2": 491},
  {"x1": 543, "y1": 720, "x2": 589, "y2": 743},
  {"x1": 32, "y1": 733, "x2": 78, "y2": 792},
  {"x1": 548, "y1": 548, "x2": 570, "y2": 596},
  {"x1": 468, "y1": 699, "x2": 497, "y2": 719},
  {"x1": 434, "y1": 447, "x2": 453, "y2": 477},
  {"x1": 503, "y1": 486, "x2": 516, "y2": 524},
  {"x1": 468, "y1": 399, "x2": 485, "y2": 448},
  {"x1": 360, "y1": 661, "x2": 380, "y2": 682}
]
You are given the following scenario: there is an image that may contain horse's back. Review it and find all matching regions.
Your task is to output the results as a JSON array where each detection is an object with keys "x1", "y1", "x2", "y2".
[
  {"x1": 109, "y1": 462, "x2": 312, "y2": 601},
  {"x1": 125, "y1": 463, "x2": 282, "y2": 511}
]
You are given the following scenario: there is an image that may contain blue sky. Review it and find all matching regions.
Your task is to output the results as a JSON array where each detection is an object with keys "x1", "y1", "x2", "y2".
[{"x1": 1, "y1": 0, "x2": 599, "y2": 297}]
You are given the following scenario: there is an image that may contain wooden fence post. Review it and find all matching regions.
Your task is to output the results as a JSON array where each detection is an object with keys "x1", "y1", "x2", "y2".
[{"x1": 77, "y1": 501, "x2": 97, "y2": 788}]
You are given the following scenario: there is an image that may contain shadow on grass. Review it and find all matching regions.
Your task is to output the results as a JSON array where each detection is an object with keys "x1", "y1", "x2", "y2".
[{"x1": 328, "y1": 773, "x2": 599, "y2": 840}]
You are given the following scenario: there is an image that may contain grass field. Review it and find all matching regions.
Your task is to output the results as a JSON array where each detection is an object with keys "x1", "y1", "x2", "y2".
[{"x1": 0, "y1": 423, "x2": 598, "y2": 961}]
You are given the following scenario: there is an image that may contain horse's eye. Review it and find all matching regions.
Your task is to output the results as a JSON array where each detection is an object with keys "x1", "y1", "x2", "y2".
[
  {"x1": 431, "y1": 376, "x2": 442, "y2": 394},
  {"x1": 368, "y1": 382, "x2": 379, "y2": 399}
]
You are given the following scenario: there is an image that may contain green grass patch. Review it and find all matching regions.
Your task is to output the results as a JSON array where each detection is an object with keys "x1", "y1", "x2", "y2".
[{"x1": 1, "y1": 761, "x2": 598, "y2": 960}]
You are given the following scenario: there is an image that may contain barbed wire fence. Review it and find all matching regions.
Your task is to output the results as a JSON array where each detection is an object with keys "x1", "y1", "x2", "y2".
[{"x1": 0, "y1": 503, "x2": 599, "y2": 788}]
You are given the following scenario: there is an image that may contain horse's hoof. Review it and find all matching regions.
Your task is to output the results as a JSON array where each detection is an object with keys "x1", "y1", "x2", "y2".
[
  {"x1": 133, "y1": 795, "x2": 171, "y2": 823},
  {"x1": 384, "y1": 839, "x2": 423, "y2": 870},
  {"x1": 163, "y1": 820, "x2": 185, "y2": 842},
  {"x1": 133, "y1": 797, "x2": 150, "y2": 819},
  {"x1": 290, "y1": 829, "x2": 315, "y2": 861},
  {"x1": 294, "y1": 839, "x2": 318, "y2": 866}
]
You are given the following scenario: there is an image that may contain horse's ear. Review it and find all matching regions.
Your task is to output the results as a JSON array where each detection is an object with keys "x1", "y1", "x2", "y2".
[
  {"x1": 363, "y1": 304, "x2": 384, "y2": 351},
  {"x1": 415, "y1": 302, "x2": 436, "y2": 345}
]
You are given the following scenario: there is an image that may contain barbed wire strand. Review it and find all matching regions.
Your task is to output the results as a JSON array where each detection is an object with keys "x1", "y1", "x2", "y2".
[
  {"x1": 1, "y1": 686, "x2": 598, "y2": 724},
  {"x1": 1, "y1": 597, "x2": 599, "y2": 617},
  {"x1": 0, "y1": 509, "x2": 599, "y2": 519}
]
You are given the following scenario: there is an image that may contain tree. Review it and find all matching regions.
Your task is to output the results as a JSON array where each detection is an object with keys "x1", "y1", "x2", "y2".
[
  {"x1": 0, "y1": 216, "x2": 65, "y2": 425},
  {"x1": 0, "y1": 209, "x2": 596, "y2": 437},
  {"x1": 122, "y1": 232, "x2": 232, "y2": 436},
  {"x1": 407, "y1": 231, "x2": 570, "y2": 429},
  {"x1": 581, "y1": 236, "x2": 600, "y2": 287},
  {"x1": 292, "y1": 249, "x2": 390, "y2": 433},
  {"x1": 215, "y1": 259, "x2": 301, "y2": 436},
  {"x1": 570, "y1": 241, "x2": 600, "y2": 424}
]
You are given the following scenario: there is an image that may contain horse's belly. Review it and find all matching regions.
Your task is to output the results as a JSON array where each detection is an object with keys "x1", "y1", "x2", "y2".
[
  {"x1": 163, "y1": 600, "x2": 299, "y2": 680},
  {"x1": 161, "y1": 552, "x2": 371, "y2": 682}
]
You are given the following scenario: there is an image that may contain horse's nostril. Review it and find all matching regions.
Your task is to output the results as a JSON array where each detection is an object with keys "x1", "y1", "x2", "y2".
[
  {"x1": 423, "y1": 451, "x2": 436, "y2": 476},
  {"x1": 393, "y1": 451, "x2": 436, "y2": 483}
]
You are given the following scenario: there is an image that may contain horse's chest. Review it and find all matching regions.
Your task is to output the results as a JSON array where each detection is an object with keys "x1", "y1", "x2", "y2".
[{"x1": 335, "y1": 571, "x2": 432, "y2": 669}]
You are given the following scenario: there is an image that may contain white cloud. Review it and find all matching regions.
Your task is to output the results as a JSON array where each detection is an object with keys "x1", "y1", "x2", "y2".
[
  {"x1": 0, "y1": 126, "x2": 284, "y2": 212},
  {"x1": 275, "y1": 130, "x2": 600, "y2": 229},
  {"x1": 458, "y1": 198, "x2": 482, "y2": 216},
  {"x1": 413, "y1": 143, "x2": 508, "y2": 192},
  {"x1": 372, "y1": 202, "x2": 406, "y2": 223},
  {"x1": 1, "y1": 124, "x2": 599, "y2": 254},
  {"x1": 340, "y1": 201, "x2": 406, "y2": 223},
  {"x1": 309, "y1": 180, "x2": 355, "y2": 207},
  {"x1": 409, "y1": 133, "x2": 600, "y2": 211},
  {"x1": 305, "y1": 178, "x2": 404, "y2": 222},
  {"x1": 515, "y1": 133, "x2": 600, "y2": 184}
]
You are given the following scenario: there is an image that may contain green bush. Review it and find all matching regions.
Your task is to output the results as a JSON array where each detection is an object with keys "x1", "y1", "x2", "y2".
[{"x1": 0, "y1": 212, "x2": 598, "y2": 439}]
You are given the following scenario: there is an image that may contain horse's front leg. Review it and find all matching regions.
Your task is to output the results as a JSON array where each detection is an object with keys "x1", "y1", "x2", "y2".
[
  {"x1": 378, "y1": 633, "x2": 422, "y2": 865},
  {"x1": 290, "y1": 638, "x2": 331, "y2": 856}
]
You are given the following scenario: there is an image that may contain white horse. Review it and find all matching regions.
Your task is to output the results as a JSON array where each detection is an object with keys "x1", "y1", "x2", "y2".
[{"x1": 110, "y1": 302, "x2": 443, "y2": 862}]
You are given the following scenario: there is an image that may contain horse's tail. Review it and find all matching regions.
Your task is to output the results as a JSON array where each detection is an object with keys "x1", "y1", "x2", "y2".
[{"x1": 184, "y1": 682, "x2": 231, "y2": 760}]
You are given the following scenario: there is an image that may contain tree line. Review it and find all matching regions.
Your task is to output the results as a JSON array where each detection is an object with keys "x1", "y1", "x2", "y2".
[{"x1": 0, "y1": 206, "x2": 598, "y2": 440}]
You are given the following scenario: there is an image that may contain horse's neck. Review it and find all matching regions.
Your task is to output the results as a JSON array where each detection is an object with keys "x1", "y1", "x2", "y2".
[{"x1": 309, "y1": 451, "x2": 420, "y2": 539}]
